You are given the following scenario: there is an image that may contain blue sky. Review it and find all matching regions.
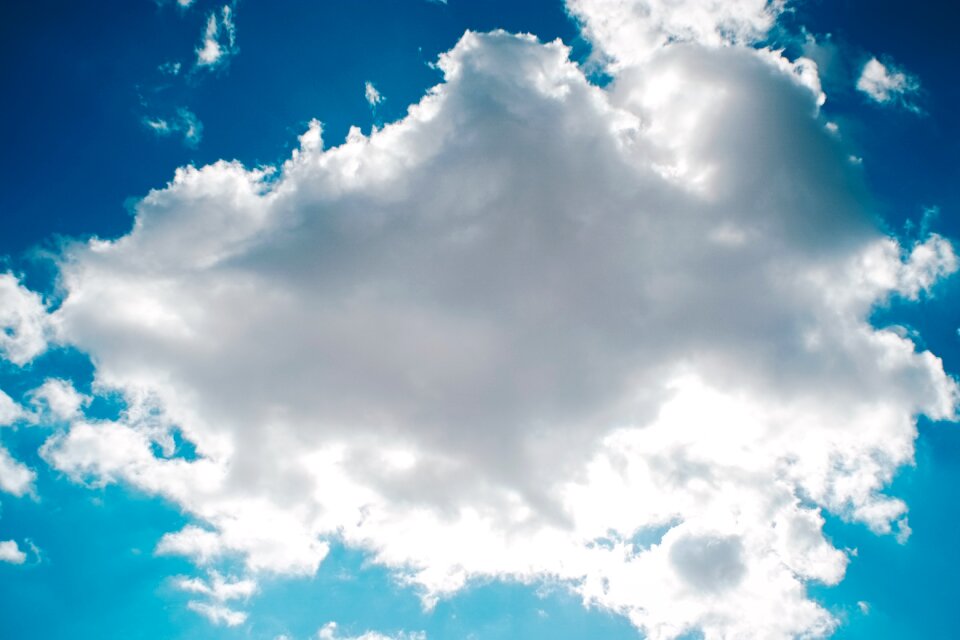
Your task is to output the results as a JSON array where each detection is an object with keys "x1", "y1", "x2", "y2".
[{"x1": 1, "y1": 1, "x2": 960, "y2": 639}]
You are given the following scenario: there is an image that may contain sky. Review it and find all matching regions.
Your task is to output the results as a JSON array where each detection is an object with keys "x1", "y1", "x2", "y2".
[{"x1": 1, "y1": 1, "x2": 960, "y2": 639}]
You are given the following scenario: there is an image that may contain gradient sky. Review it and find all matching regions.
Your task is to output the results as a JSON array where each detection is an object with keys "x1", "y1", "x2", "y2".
[{"x1": 1, "y1": 1, "x2": 959, "y2": 639}]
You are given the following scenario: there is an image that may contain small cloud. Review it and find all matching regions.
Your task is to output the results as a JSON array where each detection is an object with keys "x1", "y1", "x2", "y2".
[
  {"x1": 856, "y1": 57, "x2": 921, "y2": 112},
  {"x1": 178, "y1": 0, "x2": 195, "y2": 7},
  {"x1": 364, "y1": 81, "x2": 384, "y2": 108},
  {"x1": 0, "y1": 388, "x2": 24, "y2": 426},
  {"x1": 158, "y1": 61, "x2": 182, "y2": 76},
  {"x1": 174, "y1": 571, "x2": 257, "y2": 602},
  {"x1": 895, "y1": 517, "x2": 912, "y2": 544},
  {"x1": 28, "y1": 378, "x2": 89, "y2": 422},
  {"x1": 187, "y1": 601, "x2": 247, "y2": 627},
  {"x1": 857, "y1": 600, "x2": 870, "y2": 615},
  {"x1": 0, "y1": 446, "x2": 35, "y2": 497},
  {"x1": 196, "y1": 5, "x2": 237, "y2": 69},
  {"x1": 142, "y1": 107, "x2": 203, "y2": 147},
  {"x1": 0, "y1": 540, "x2": 26, "y2": 565}
]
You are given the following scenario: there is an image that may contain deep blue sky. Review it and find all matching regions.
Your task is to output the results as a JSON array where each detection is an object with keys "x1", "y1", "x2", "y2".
[{"x1": 1, "y1": 1, "x2": 959, "y2": 638}]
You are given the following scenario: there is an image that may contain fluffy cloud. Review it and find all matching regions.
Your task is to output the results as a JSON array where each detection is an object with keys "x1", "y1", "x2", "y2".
[
  {"x1": 28, "y1": 379, "x2": 89, "y2": 422},
  {"x1": 32, "y1": 4, "x2": 958, "y2": 639},
  {"x1": 0, "y1": 446, "x2": 35, "y2": 498},
  {"x1": 0, "y1": 540, "x2": 26, "y2": 565},
  {"x1": 0, "y1": 273, "x2": 48, "y2": 366},
  {"x1": 856, "y1": 57, "x2": 920, "y2": 110},
  {"x1": 196, "y1": 5, "x2": 237, "y2": 69},
  {"x1": 567, "y1": 0, "x2": 784, "y2": 68},
  {"x1": 0, "y1": 389, "x2": 24, "y2": 426}
]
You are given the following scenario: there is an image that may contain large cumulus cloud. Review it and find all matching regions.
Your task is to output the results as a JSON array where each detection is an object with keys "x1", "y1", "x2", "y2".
[{"x1": 27, "y1": 2, "x2": 958, "y2": 638}]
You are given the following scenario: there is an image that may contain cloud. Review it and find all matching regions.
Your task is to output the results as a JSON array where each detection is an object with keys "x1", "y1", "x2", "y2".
[
  {"x1": 567, "y1": 0, "x2": 784, "y2": 68},
  {"x1": 0, "y1": 389, "x2": 25, "y2": 426},
  {"x1": 175, "y1": 570, "x2": 256, "y2": 622},
  {"x1": 0, "y1": 273, "x2": 48, "y2": 366},
  {"x1": 175, "y1": 571, "x2": 257, "y2": 601},
  {"x1": 365, "y1": 81, "x2": 384, "y2": 108},
  {"x1": 318, "y1": 622, "x2": 426, "y2": 640},
  {"x1": 856, "y1": 57, "x2": 921, "y2": 110},
  {"x1": 0, "y1": 446, "x2": 35, "y2": 497},
  {"x1": 143, "y1": 107, "x2": 203, "y2": 147},
  {"x1": 28, "y1": 379, "x2": 89, "y2": 422},
  {"x1": 29, "y1": 6, "x2": 958, "y2": 640},
  {"x1": 0, "y1": 540, "x2": 26, "y2": 565},
  {"x1": 187, "y1": 600, "x2": 247, "y2": 626},
  {"x1": 196, "y1": 5, "x2": 237, "y2": 69}
]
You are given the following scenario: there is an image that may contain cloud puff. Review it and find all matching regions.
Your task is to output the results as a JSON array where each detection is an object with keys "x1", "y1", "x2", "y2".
[
  {"x1": 175, "y1": 571, "x2": 257, "y2": 601},
  {"x1": 0, "y1": 389, "x2": 24, "y2": 426},
  {"x1": 33, "y1": 6, "x2": 958, "y2": 640},
  {"x1": 0, "y1": 274, "x2": 48, "y2": 366},
  {"x1": 856, "y1": 57, "x2": 921, "y2": 110},
  {"x1": 365, "y1": 82, "x2": 384, "y2": 108},
  {"x1": 28, "y1": 379, "x2": 89, "y2": 422},
  {"x1": 0, "y1": 540, "x2": 26, "y2": 565},
  {"x1": 187, "y1": 600, "x2": 247, "y2": 626},
  {"x1": 196, "y1": 5, "x2": 237, "y2": 69},
  {"x1": 568, "y1": 0, "x2": 784, "y2": 68},
  {"x1": 0, "y1": 446, "x2": 35, "y2": 498}
]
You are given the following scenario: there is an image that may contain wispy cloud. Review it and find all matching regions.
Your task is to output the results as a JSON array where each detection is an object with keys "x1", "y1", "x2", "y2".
[
  {"x1": 857, "y1": 56, "x2": 921, "y2": 112},
  {"x1": 187, "y1": 601, "x2": 247, "y2": 627},
  {"x1": 142, "y1": 107, "x2": 203, "y2": 147},
  {"x1": 196, "y1": 5, "x2": 237, "y2": 69}
]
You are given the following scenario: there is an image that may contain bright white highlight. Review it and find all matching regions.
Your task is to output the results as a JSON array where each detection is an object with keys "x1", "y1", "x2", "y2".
[{"x1": 0, "y1": 540, "x2": 26, "y2": 565}]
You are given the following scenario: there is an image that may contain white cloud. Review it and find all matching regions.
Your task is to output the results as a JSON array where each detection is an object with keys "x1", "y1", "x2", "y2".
[
  {"x1": 0, "y1": 446, "x2": 35, "y2": 497},
  {"x1": 143, "y1": 107, "x2": 203, "y2": 147},
  {"x1": 196, "y1": 5, "x2": 237, "y2": 69},
  {"x1": 856, "y1": 57, "x2": 920, "y2": 110},
  {"x1": 567, "y1": 0, "x2": 784, "y2": 68},
  {"x1": 0, "y1": 389, "x2": 24, "y2": 426},
  {"x1": 177, "y1": 573, "x2": 257, "y2": 601},
  {"x1": 0, "y1": 540, "x2": 26, "y2": 565},
  {"x1": 365, "y1": 82, "x2": 384, "y2": 108},
  {"x1": 318, "y1": 621, "x2": 426, "y2": 640},
  {"x1": 28, "y1": 379, "x2": 89, "y2": 422},
  {"x1": 178, "y1": 0, "x2": 195, "y2": 7},
  {"x1": 0, "y1": 273, "x2": 48, "y2": 366},
  {"x1": 31, "y1": 7, "x2": 958, "y2": 640},
  {"x1": 187, "y1": 600, "x2": 247, "y2": 626}
]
